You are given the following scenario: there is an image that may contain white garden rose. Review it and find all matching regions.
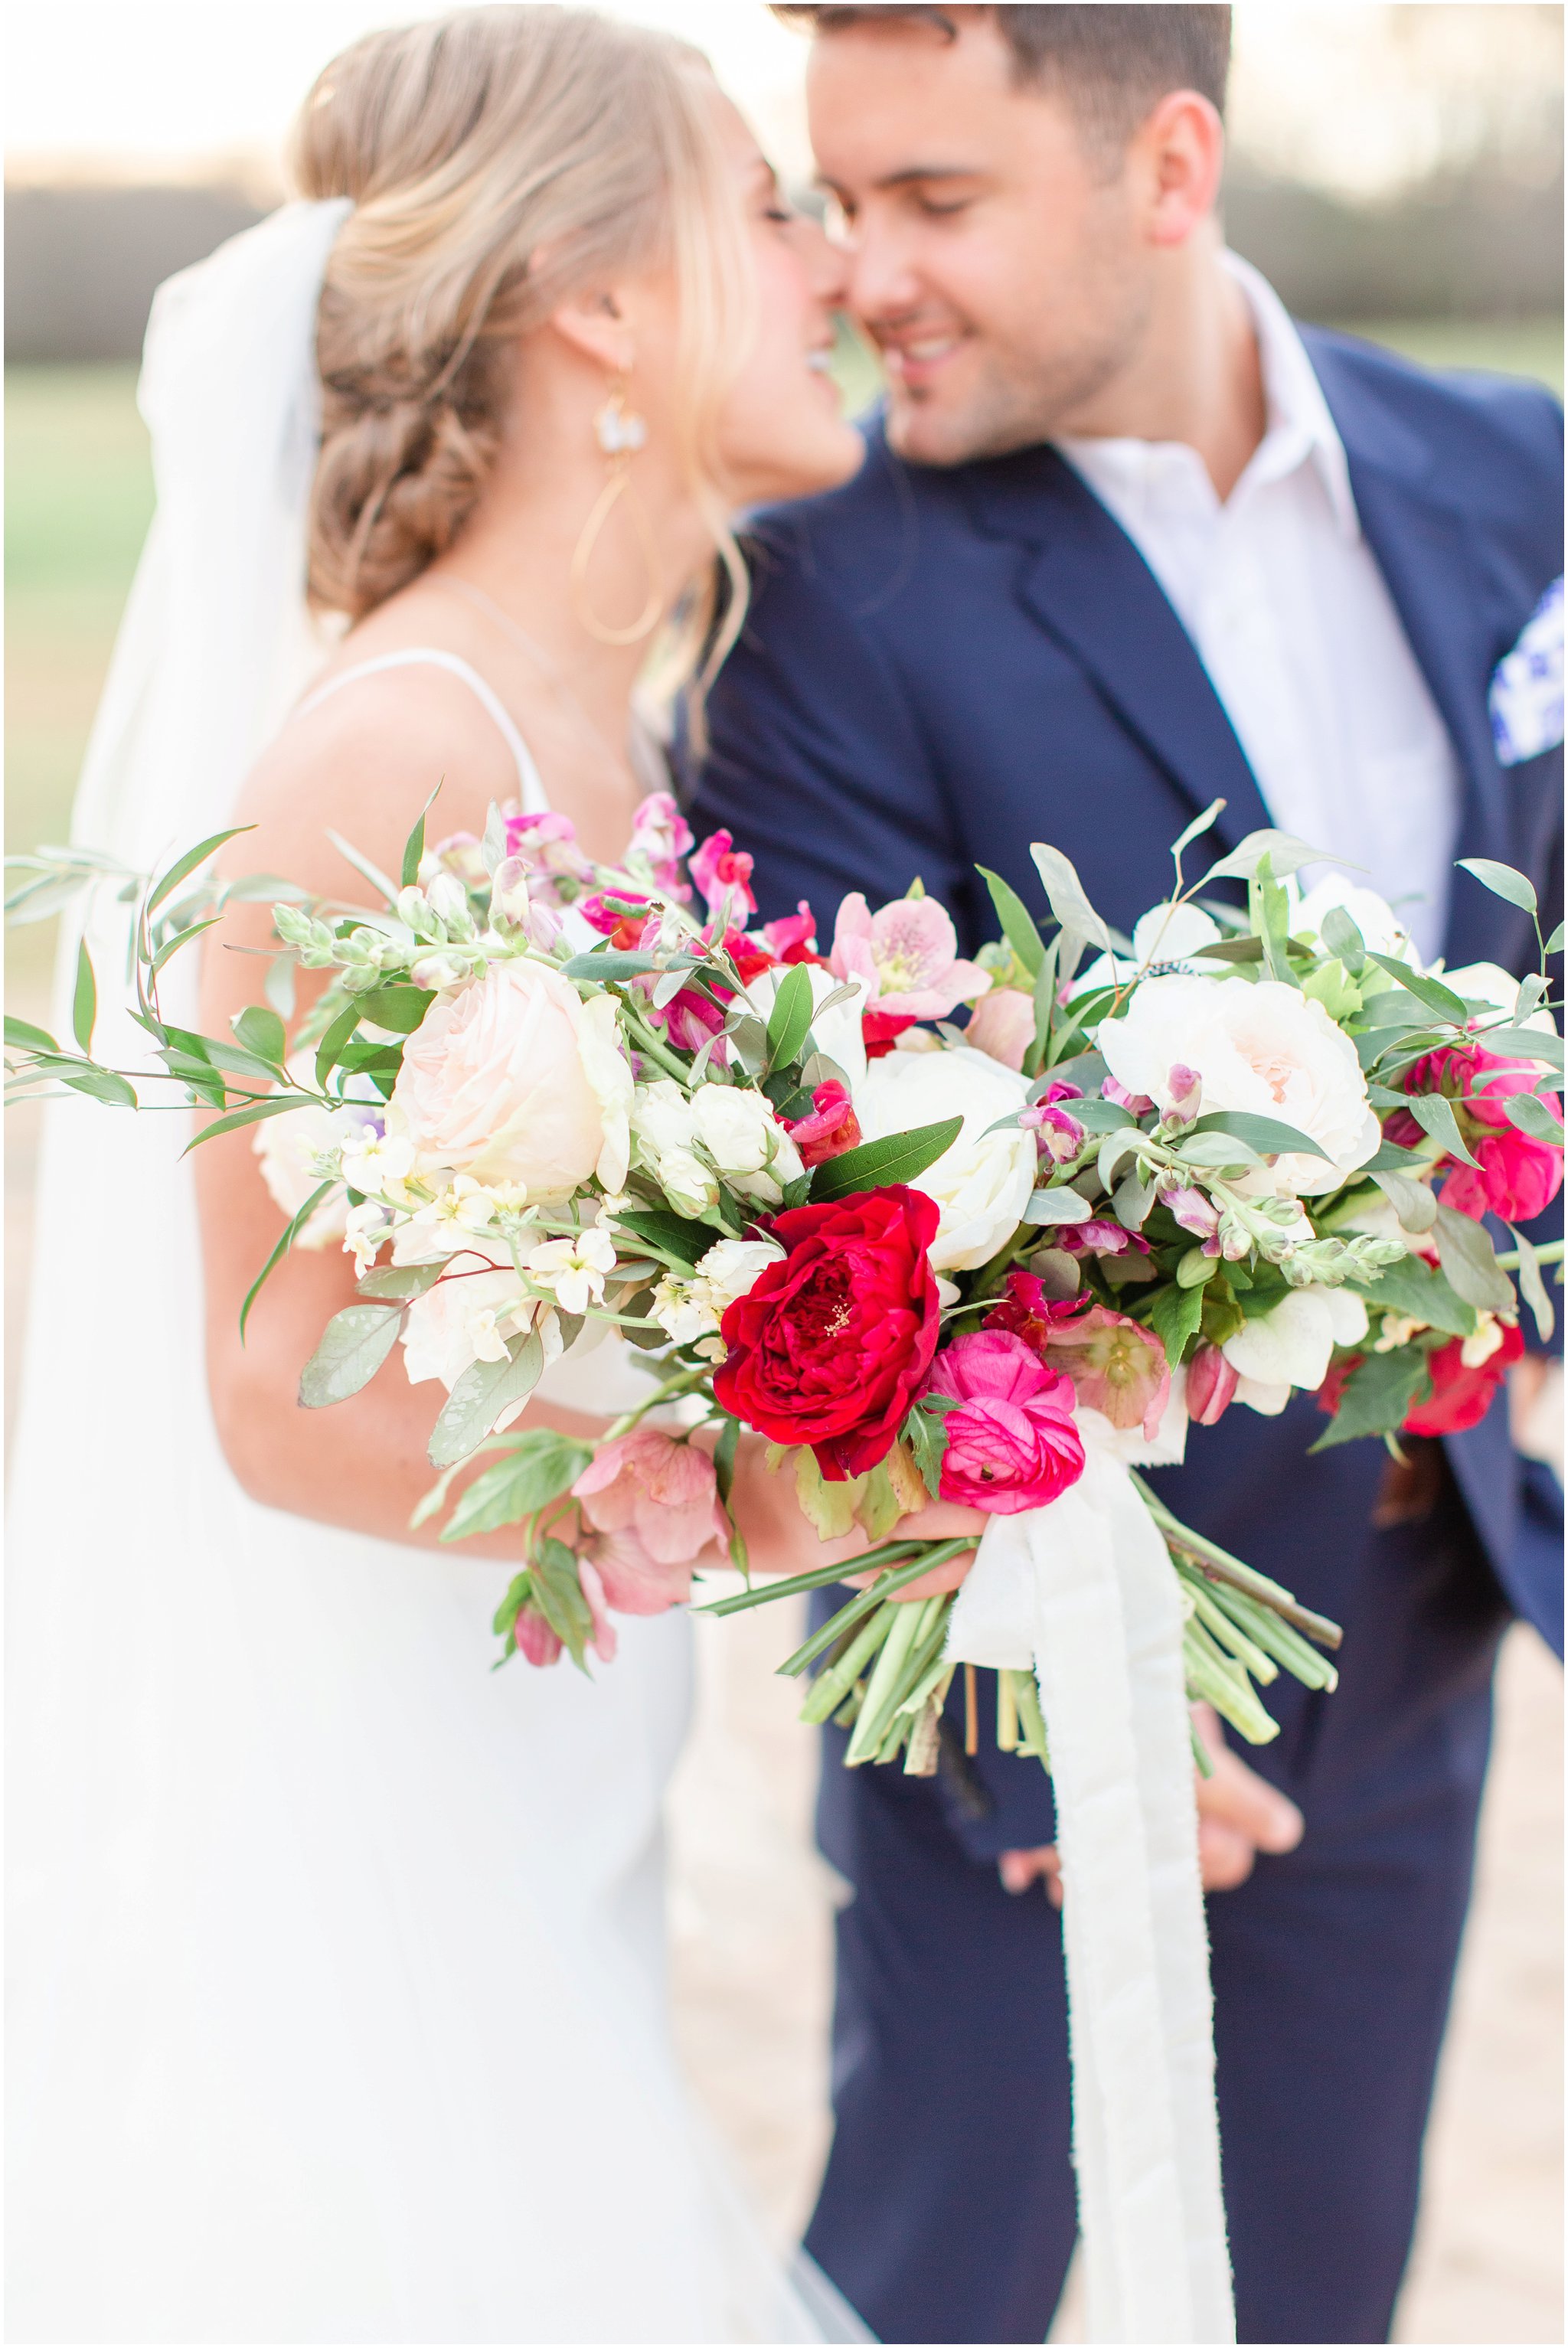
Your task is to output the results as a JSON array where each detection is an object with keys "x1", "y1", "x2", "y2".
[
  {"x1": 629, "y1": 1081, "x2": 717, "y2": 1214},
  {"x1": 1292, "y1": 875, "x2": 1416, "y2": 965},
  {"x1": 1220, "y1": 1286, "x2": 1370, "y2": 1416},
  {"x1": 1099, "y1": 975, "x2": 1380, "y2": 1195},
  {"x1": 1074, "y1": 900, "x2": 1223, "y2": 994},
  {"x1": 690, "y1": 1085, "x2": 804, "y2": 1204},
  {"x1": 854, "y1": 1043, "x2": 1034, "y2": 1272},
  {"x1": 387, "y1": 959, "x2": 605, "y2": 1199}
]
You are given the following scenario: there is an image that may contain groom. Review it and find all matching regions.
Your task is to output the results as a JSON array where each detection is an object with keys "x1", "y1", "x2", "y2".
[{"x1": 692, "y1": 6, "x2": 1563, "y2": 2343}]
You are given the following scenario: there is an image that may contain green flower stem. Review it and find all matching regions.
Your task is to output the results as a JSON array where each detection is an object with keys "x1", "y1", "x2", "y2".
[
  {"x1": 1131, "y1": 1474, "x2": 1342, "y2": 1650},
  {"x1": 846, "y1": 1596, "x2": 941, "y2": 1765},
  {"x1": 1193, "y1": 1575, "x2": 1338, "y2": 1691},
  {"x1": 1494, "y1": 1238, "x2": 1566, "y2": 1272},
  {"x1": 799, "y1": 1602, "x2": 899, "y2": 1726},
  {"x1": 602, "y1": 1363, "x2": 712, "y2": 1443},
  {"x1": 1182, "y1": 1620, "x2": 1279, "y2": 1745},
  {"x1": 1184, "y1": 1579, "x2": 1279, "y2": 1686},
  {"x1": 617, "y1": 997, "x2": 697, "y2": 1086},
  {"x1": 696, "y1": 1541, "x2": 934, "y2": 1621},
  {"x1": 1012, "y1": 1670, "x2": 1051, "y2": 1768}
]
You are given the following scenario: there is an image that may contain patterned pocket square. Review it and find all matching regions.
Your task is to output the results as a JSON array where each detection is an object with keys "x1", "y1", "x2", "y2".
[{"x1": 1490, "y1": 576, "x2": 1563, "y2": 766}]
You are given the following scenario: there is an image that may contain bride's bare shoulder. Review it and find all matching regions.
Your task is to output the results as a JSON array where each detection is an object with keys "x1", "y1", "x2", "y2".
[{"x1": 230, "y1": 652, "x2": 523, "y2": 896}]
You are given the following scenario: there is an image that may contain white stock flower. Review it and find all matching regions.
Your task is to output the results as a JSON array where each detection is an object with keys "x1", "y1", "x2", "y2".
[
  {"x1": 1221, "y1": 1286, "x2": 1370, "y2": 1415},
  {"x1": 854, "y1": 1043, "x2": 1034, "y2": 1272},
  {"x1": 1100, "y1": 975, "x2": 1380, "y2": 1195},
  {"x1": 652, "y1": 1236, "x2": 786, "y2": 1349},
  {"x1": 401, "y1": 1250, "x2": 534, "y2": 1390},
  {"x1": 575, "y1": 992, "x2": 634, "y2": 1192},
  {"x1": 252, "y1": 1054, "x2": 382, "y2": 1246},
  {"x1": 338, "y1": 1125, "x2": 417, "y2": 1204},
  {"x1": 343, "y1": 1200, "x2": 392, "y2": 1278},
  {"x1": 521, "y1": 1226, "x2": 619, "y2": 1317},
  {"x1": 387, "y1": 958, "x2": 605, "y2": 1199},
  {"x1": 690, "y1": 1085, "x2": 804, "y2": 1204}
]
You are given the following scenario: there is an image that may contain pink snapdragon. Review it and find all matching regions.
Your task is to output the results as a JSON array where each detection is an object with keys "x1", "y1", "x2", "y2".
[
  {"x1": 573, "y1": 1428, "x2": 727, "y2": 1576},
  {"x1": 503, "y1": 808, "x2": 594, "y2": 894},
  {"x1": 923, "y1": 1331, "x2": 1086, "y2": 1514},
  {"x1": 1165, "y1": 1063, "x2": 1203, "y2": 1125},
  {"x1": 1057, "y1": 1219, "x2": 1152, "y2": 1259},
  {"x1": 628, "y1": 791, "x2": 694, "y2": 900},
  {"x1": 830, "y1": 891, "x2": 991, "y2": 1020},
  {"x1": 1021, "y1": 1079, "x2": 1086, "y2": 1164},
  {"x1": 763, "y1": 902, "x2": 822, "y2": 962},
  {"x1": 1157, "y1": 1179, "x2": 1221, "y2": 1237},
  {"x1": 1043, "y1": 1305, "x2": 1171, "y2": 1440},
  {"x1": 691, "y1": 829, "x2": 758, "y2": 918},
  {"x1": 1102, "y1": 1072, "x2": 1155, "y2": 1116}
]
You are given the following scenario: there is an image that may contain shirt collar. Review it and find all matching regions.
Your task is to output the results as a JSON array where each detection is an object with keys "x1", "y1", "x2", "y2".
[
  {"x1": 1221, "y1": 250, "x2": 1359, "y2": 542},
  {"x1": 1054, "y1": 253, "x2": 1360, "y2": 544}
]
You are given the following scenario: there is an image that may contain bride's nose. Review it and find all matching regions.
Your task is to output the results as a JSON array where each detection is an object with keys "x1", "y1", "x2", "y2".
[{"x1": 799, "y1": 214, "x2": 853, "y2": 310}]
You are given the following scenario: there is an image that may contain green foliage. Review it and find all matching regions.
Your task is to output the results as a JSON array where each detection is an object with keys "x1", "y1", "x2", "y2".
[
  {"x1": 977, "y1": 865, "x2": 1045, "y2": 978},
  {"x1": 441, "y1": 1430, "x2": 593, "y2": 1543},
  {"x1": 764, "y1": 961, "x2": 815, "y2": 1073},
  {"x1": 1456, "y1": 857, "x2": 1537, "y2": 916},
  {"x1": 298, "y1": 1301, "x2": 403, "y2": 1407},
  {"x1": 427, "y1": 1329, "x2": 546, "y2": 1468},
  {"x1": 71, "y1": 939, "x2": 96, "y2": 1052},
  {"x1": 355, "y1": 985, "x2": 434, "y2": 1035},
  {"x1": 809, "y1": 1115, "x2": 963, "y2": 1200},
  {"x1": 232, "y1": 1003, "x2": 285, "y2": 1066},
  {"x1": 1432, "y1": 1203, "x2": 1515, "y2": 1313},
  {"x1": 240, "y1": 1178, "x2": 335, "y2": 1340},
  {"x1": 1148, "y1": 1277, "x2": 1205, "y2": 1360},
  {"x1": 1406, "y1": 1092, "x2": 1481, "y2": 1169},
  {"x1": 1350, "y1": 1254, "x2": 1475, "y2": 1338}
]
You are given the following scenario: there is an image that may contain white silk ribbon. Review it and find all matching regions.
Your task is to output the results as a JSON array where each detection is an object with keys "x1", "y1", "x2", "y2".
[{"x1": 945, "y1": 1391, "x2": 1236, "y2": 2345}]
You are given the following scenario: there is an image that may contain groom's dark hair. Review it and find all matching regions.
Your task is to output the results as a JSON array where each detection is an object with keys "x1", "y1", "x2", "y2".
[{"x1": 773, "y1": 5, "x2": 1231, "y2": 146}]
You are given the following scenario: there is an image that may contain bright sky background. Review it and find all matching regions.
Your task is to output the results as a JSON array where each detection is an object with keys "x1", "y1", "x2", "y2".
[{"x1": 5, "y1": 2, "x2": 1562, "y2": 198}]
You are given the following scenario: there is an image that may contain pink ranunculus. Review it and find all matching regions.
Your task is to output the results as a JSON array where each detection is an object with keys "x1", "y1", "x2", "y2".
[
  {"x1": 691, "y1": 829, "x2": 757, "y2": 917},
  {"x1": 966, "y1": 987, "x2": 1036, "y2": 1070},
  {"x1": 1057, "y1": 1218, "x2": 1152, "y2": 1259},
  {"x1": 573, "y1": 1428, "x2": 727, "y2": 1568},
  {"x1": 513, "y1": 1599, "x2": 564, "y2": 1668},
  {"x1": 1405, "y1": 1040, "x2": 1564, "y2": 1223},
  {"x1": 763, "y1": 902, "x2": 820, "y2": 961},
  {"x1": 577, "y1": 1557, "x2": 618, "y2": 1663},
  {"x1": 1187, "y1": 1342, "x2": 1238, "y2": 1426},
  {"x1": 1044, "y1": 1305, "x2": 1171, "y2": 1439},
  {"x1": 782, "y1": 1079, "x2": 862, "y2": 1169},
  {"x1": 923, "y1": 1330, "x2": 1086, "y2": 1513},
  {"x1": 629, "y1": 791, "x2": 694, "y2": 900},
  {"x1": 830, "y1": 891, "x2": 991, "y2": 1020}
]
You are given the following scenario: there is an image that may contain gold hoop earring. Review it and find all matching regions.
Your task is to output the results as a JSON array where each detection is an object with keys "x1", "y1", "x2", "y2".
[{"x1": 570, "y1": 374, "x2": 663, "y2": 647}]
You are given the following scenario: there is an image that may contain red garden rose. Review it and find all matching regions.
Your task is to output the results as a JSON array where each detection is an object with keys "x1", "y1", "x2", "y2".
[
  {"x1": 1403, "y1": 1321, "x2": 1524, "y2": 1437},
  {"x1": 714, "y1": 1185, "x2": 942, "y2": 1480}
]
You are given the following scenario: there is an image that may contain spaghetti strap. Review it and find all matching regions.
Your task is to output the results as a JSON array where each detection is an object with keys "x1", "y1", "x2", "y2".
[{"x1": 293, "y1": 648, "x2": 550, "y2": 813}]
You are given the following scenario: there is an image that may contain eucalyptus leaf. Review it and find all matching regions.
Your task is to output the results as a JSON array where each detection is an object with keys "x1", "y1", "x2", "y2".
[
  {"x1": 440, "y1": 1430, "x2": 593, "y2": 1543},
  {"x1": 1029, "y1": 843, "x2": 1111, "y2": 952},
  {"x1": 559, "y1": 950, "x2": 662, "y2": 981},
  {"x1": 764, "y1": 961, "x2": 816, "y2": 1072},
  {"x1": 1204, "y1": 828, "x2": 1338, "y2": 885},
  {"x1": 1469, "y1": 1023, "x2": 1563, "y2": 1069},
  {"x1": 1455, "y1": 857, "x2": 1537, "y2": 916},
  {"x1": 1432, "y1": 1203, "x2": 1515, "y2": 1313},
  {"x1": 1504, "y1": 1089, "x2": 1565, "y2": 1144},
  {"x1": 1508, "y1": 1223, "x2": 1555, "y2": 1344},
  {"x1": 182, "y1": 1095, "x2": 304, "y2": 1151},
  {"x1": 427, "y1": 1330, "x2": 546, "y2": 1468},
  {"x1": 1320, "y1": 906, "x2": 1366, "y2": 975},
  {"x1": 355, "y1": 984, "x2": 434, "y2": 1034},
  {"x1": 145, "y1": 825, "x2": 250, "y2": 916},
  {"x1": 1175, "y1": 1131, "x2": 1263, "y2": 1169},
  {"x1": 1407, "y1": 1092, "x2": 1481, "y2": 1169},
  {"x1": 809, "y1": 1115, "x2": 963, "y2": 1200},
  {"x1": 233, "y1": 1003, "x2": 286, "y2": 1066},
  {"x1": 1023, "y1": 1187, "x2": 1093, "y2": 1225},
  {"x1": 1190, "y1": 1109, "x2": 1325, "y2": 1160},
  {"x1": 1349, "y1": 1255, "x2": 1475, "y2": 1338},
  {"x1": 299, "y1": 1301, "x2": 403, "y2": 1407},
  {"x1": 1170, "y1": 798, "x2": 1226, "y2": 864},
  {"x1": 977, "y1": 865, "x2": 1045, "y2": 977},
  {"x1": 1370, "y1": 1168, "x2": 1439, "y2": 1233},
  {"x1": 1309, "y1": 1346, "x2": 1430, "y2": 1452},
  {"x1": 356, "y1": 1260, "x2": 446, "y2": 1301},
  {"x1": 1367, "y1": 955, "x2": 1468, "y2": 1027},
  {"x1": 71, "y1": 940, "x2": 96, "y2": 1053}
]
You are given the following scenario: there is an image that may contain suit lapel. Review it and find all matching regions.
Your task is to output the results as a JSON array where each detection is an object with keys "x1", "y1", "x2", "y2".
[{"x1": 962, "y1": 448, "x2": 1273, "y2": 859}]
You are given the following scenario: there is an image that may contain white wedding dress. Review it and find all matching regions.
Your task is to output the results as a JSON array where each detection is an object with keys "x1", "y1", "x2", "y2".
[{"x1": 6, "y1": 203, "x2": 851, "y2": 2346}]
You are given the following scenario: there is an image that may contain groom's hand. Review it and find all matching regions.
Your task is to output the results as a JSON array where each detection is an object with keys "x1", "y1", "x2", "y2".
[{"x1": 998, "y1": 1703, "x2": 1304, "y2": 1903}]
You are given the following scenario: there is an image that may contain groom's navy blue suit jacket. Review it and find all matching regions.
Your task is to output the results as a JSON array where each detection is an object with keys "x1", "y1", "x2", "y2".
[{"x1": 694, "y1": 330, "x2": 1562, "y2": 1847}]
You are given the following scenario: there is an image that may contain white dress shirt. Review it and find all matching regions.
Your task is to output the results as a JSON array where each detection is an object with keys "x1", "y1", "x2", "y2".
[{"x1": 1057, "y1": 252, "x2": 1461, "y2": 962}]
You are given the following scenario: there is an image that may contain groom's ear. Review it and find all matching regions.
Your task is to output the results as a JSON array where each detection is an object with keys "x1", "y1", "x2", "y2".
[{"x1": 1131, "y1": 89, "x2": 1226, "y2": 248}]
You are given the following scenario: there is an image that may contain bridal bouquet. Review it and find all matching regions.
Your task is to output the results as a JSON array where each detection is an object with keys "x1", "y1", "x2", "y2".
[{"x1": 8, "y1": 792, "x2": 1562, "y2": 1773}]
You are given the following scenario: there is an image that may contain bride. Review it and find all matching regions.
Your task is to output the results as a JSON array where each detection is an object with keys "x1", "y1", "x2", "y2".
[{"x1": 6, "y1": 9, "x2": 865, "y2": 2340}]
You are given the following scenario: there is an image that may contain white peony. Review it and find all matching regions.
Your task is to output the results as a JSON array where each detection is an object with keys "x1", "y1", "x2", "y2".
[
  {"x1": 853, "y1": 1043, "x2": 1034, "y2": 1272},
  {"x1": 1292, "y1": 875, "x2": 1417, "y2": 965},
  {"x1": 387, "y1": 959, "x2": 606, "y2": 1200},
  {"x1": 1074, "y1": 901, "x2": 1223, "y2": 995},
  {"x1": 1221, "y1": 1286, "x2": 1370, "y2": 1415},
  {"x1": 1099, "y1": 975, "x2": 1380, "y2": 1195}
]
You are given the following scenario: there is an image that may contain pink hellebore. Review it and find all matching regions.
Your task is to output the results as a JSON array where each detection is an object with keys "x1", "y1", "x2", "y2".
[
  {"x1": 1044, "y1": 1305, "x2": 1171, "y2": 1441},
  {"x1": 577, "y1": 1557, "x2": 619, "y2": 1663},
  {"x1": 923, "y1": 1331, "x2": 1086, "y2": 1514},
  {"x1": 830, "y1": 892, "x2": 991, "y2": 1021},
  {"x1": 1187, "y1": 1343, "x2": 1238, "y2": 1427},
  {"x1": 691, "y1": 829, "x2": 758, "y2": 918},
  {"x1": 965, "y1": 986, "x2": 1036, "y2": 1070},
  {"x1": 573, "y1": 1427, "x2": 727, "y2": 1589},
  {"x1": 513, "y1": 1599, "x2": 564, "y2": 1669},
  {"x1": 629, "y1": 791, "x2": 694, "y2": 900}
]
